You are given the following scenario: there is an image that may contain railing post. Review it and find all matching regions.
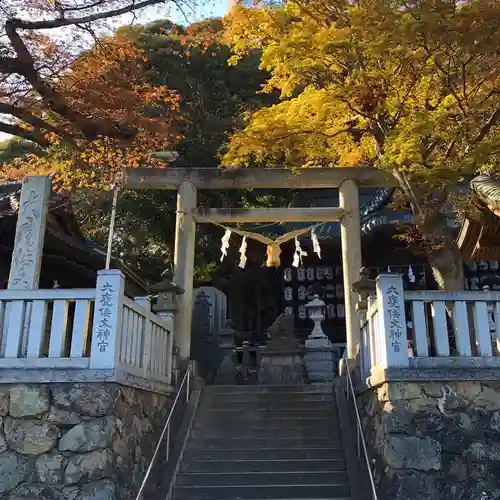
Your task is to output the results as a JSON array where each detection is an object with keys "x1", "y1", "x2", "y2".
[
  {"x1": 375, "y1": 273, "x2": 409, "y2": 369},
  {"x1": 156, "y1": 310, "x2": 175, "y2": 385},
  {"x1": 366, "y1": 295, "x2": 378, "y2": 373},
  {"x1": 135, "y1": 296, "x2": 152, "y2": 378},
  {"x1": 134, "y1": 296, "x2": 151, "y2": 311},
  {"x1": 153, "y1": 288, "x2": 180, "y2": 386},
  {"x1": 89, "y1": 269, "x2": 125, "y2": 369}
]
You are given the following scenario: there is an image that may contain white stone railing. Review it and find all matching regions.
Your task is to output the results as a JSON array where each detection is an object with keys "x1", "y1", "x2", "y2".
[
  {"x1": 359, "y1": 273, "x2": 500, "y2": 379},
  {"x1": 120, "y1": 296, "x2": 174, "y2": 385},
  {"x1": 0, "y1": 288, "x2": 96, "y2": 368},
  {"x1": 405, "y1": 289, "x2": 499, "y2": 360},
  {"x1": 359, "y1": 296, "x2": 379, "y2": 381},
  {"x1": 0, "y1": 269, "x2": 174, "y2": 389}
]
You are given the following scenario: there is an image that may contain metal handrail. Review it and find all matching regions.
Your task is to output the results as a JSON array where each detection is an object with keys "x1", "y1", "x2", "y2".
[
  {"x1": 342, "y1": 353, "x2": 378, "y2": 500},
  {"x1": 135, "y1": 361, "x2": 194, "y2": 500}
]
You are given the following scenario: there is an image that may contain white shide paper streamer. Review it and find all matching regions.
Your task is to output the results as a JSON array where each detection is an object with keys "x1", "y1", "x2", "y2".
[
  {"x1": 220, "y1": 229, "x2": 232, "y2": 262},
  {"x1": 239, "y1": 236, "x2": 248, "y2": 269},
  {"x1": 311, "y1": 228, "x2": 321, "y2": 259},
  {"x1": 292, "y1": 237, "x2": 308, "y2": 267}
]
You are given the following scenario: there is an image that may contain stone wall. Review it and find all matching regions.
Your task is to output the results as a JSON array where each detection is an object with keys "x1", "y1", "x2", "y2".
[
  {"x1": 0, "y1": 383, "x2": 172, "y2": 500},
  {"x1": 358, "y1": 380, "x2": 500, "y2": 500}
]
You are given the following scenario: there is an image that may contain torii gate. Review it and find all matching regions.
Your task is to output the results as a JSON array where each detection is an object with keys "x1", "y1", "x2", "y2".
[{"x1": 122, "y1": 167, "x2": 397, "y2": 363}]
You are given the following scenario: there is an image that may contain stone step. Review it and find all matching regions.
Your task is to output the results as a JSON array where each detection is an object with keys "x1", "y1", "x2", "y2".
[
  {"x1": 186, "y1": 437, "x2": 342, "y2": 450},
  {"x1": 189, "y1": 426, "x2": 340, "y2": 439},
  {"x1": 182, "y1": 447, "x2": 345, "y2": 461},
  {"x1": 172, "y1": 484, "x2": 351, "y2": 499},
  {"x1": 203, "y1": 385, "x2": 333, "y2": 394},
  {"x1": 205, "y1": 393, "x2": 335, "y2": 404},
  {"x1": 198, "y1": 401, "x2": 336, "y2": 411},
  {"x1": 175, "y1": 471, "x2": 349, "y2": 487},
  {"x1": 168, "y1": 383, "x2": 360, "y2": 500},
  {"x1": 192, "y1": 417, "x2": 337, "y2": 431},
  {"x1": 180, "y1": 459, "x2": 347, "y2": 474},
  {"x1": 195, "y1": 409, "x2": 337, "y2": 421}
]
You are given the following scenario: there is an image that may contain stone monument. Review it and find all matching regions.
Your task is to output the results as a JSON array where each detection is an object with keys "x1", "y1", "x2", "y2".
[
  {"x1": 266, "y1": 311, "x2": 298, "y2": 350},
  {"x1": 215, "y1": 318, "x2": 240, "y2": 384},
  {"x1": 258, "y1": 312, "x2": 304, "y2": 385}
]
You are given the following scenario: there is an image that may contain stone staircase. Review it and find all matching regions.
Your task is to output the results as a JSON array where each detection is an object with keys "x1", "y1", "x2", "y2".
[{"x1": 168, "y1": 383, "x2": 367, "y2": 500}]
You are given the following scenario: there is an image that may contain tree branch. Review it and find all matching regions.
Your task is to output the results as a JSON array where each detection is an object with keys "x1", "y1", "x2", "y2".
[
  {"x1": 4, "y1": 20, "x2": 34, "y2": 64},
  {"x1": 392, "y1": 169, "x2": 423, "y2": 215},
  {"x1": 2, "y1": 29, "x2": 136, "y2": 141},
  {"x1": 0, "y1": 0, "x2": 185, "y2": 145},
  {"x1": 9, "y1": 0, "x2": 167, "y2": 31},
  {"x1": 0, "y1": 121, "x2": 50, "y2": 147},
  {"x1": 445, "y1": 137, "x2": 457, "y2": 158},
  {"x1": 0, "y1": 56, "x2": 31, "y2": 75},
  {"x1": 0, "y1": 102, "x2": 79, "y2": 149},
  {"x1": 271, "y1": 128, "x2": 363, "y2": 141},
  {"x1": 2, "y1": 11, "x2": 141, "y2": 142},
  {"x1": 420, "y1": 40, "x2": 467, "y2": 116},
  {"x1": 392, "y1": 74, "x2": 420, "y2": 126},
  {"x1": 472, "y1": 106, "x2": 500, "y2": 145},
  {"x1": 423, "y1": 139, "x2": 439, "y2": 161},
  {"x1": 62, "y1": 0, "x2": 108, "y2": 13}
]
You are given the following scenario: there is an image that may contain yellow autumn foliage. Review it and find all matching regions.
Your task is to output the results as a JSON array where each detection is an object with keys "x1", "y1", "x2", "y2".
[{"x1": 222, "y1": 0, "x2": 500, "y2": 188}]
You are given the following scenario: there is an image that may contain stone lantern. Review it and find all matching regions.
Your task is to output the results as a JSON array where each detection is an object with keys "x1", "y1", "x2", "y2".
[
  {"x1": 150, "y1": 278, "x2": 184, "y2": 318},
  {"x1": 305, "y1": 294, "x2": 327, "y2": 339},
  {"x1": 150, "y1": 278, "x2": 184, "y2": 383},
  {"x1": 304, "y1": 294, "x2": 334, "y2": 382}
]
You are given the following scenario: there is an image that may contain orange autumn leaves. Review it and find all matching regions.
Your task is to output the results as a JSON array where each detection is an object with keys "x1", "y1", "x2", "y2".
[{"x1": 6, "y1": 33, "x2": 181, "y2": 190}]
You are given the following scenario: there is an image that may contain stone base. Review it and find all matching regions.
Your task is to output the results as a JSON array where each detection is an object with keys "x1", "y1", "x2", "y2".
[
  {"x1": 304, "y1": 336, "x2": 334, "y2": 382},
  {"x1": 214, "y1": 349, "x2": 237, "y2": 385},
  {"x1": 258, "y1": 351, "x2": 304, "y2": 385},
  {"x1": 0, "y1": 383, "x2": 173, "y2": 500},
  {"x1": 304, "y1": 349, "x2": 334, "y2": 382},
  {"x1": 357, "y1": 379, "x2": 500, "y2": 500}
]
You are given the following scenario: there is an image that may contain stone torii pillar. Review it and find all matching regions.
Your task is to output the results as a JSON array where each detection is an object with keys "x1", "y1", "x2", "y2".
[
  {"x1": 339, "y1": 179, "x2": 362, "y2": 360},
  {"x1": 173, "y1": 181, "x2": 197, "y2": 363}
]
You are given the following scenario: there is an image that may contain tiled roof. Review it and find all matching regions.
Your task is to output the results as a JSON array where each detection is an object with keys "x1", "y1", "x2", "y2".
[{"x1": 251, "y1": 187, "x2": 411, "y2": 240}]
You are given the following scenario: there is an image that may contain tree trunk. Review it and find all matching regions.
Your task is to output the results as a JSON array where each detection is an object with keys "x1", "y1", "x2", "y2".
[
  {"x1": 390, "y1": 170, "x2": 465, "y2": 291},
  {"x1": 426, "y1": 240, "x2": 465, "y2": 291}
]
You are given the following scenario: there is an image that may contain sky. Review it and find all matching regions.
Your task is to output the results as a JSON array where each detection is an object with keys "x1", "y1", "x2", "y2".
[
  {"x1": 136, "y1": 0, "x2": 228, "y2": 26},
  {"x1": 174, "y1": 0, "x2": 228, "y2": 23},
  {"x1": 0, "y1": 0, "x2": 230, "y2": 144}
]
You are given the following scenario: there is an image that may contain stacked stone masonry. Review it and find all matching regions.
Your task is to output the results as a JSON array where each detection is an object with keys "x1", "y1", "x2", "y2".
[
  {"x1": 0, "y1": 383, "x2": 172, "y2": 500},
  {"x1": 358, "y1": 381, "x2": 500, "y2": 500}
]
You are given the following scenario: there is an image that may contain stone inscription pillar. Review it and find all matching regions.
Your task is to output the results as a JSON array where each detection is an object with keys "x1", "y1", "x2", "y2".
[
  {"x1": 4, "y1": 176, "x2": 51, "y2": 357},
  {"x1": 8, "y1": 176, "x2": 51, "y2": 290}
]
